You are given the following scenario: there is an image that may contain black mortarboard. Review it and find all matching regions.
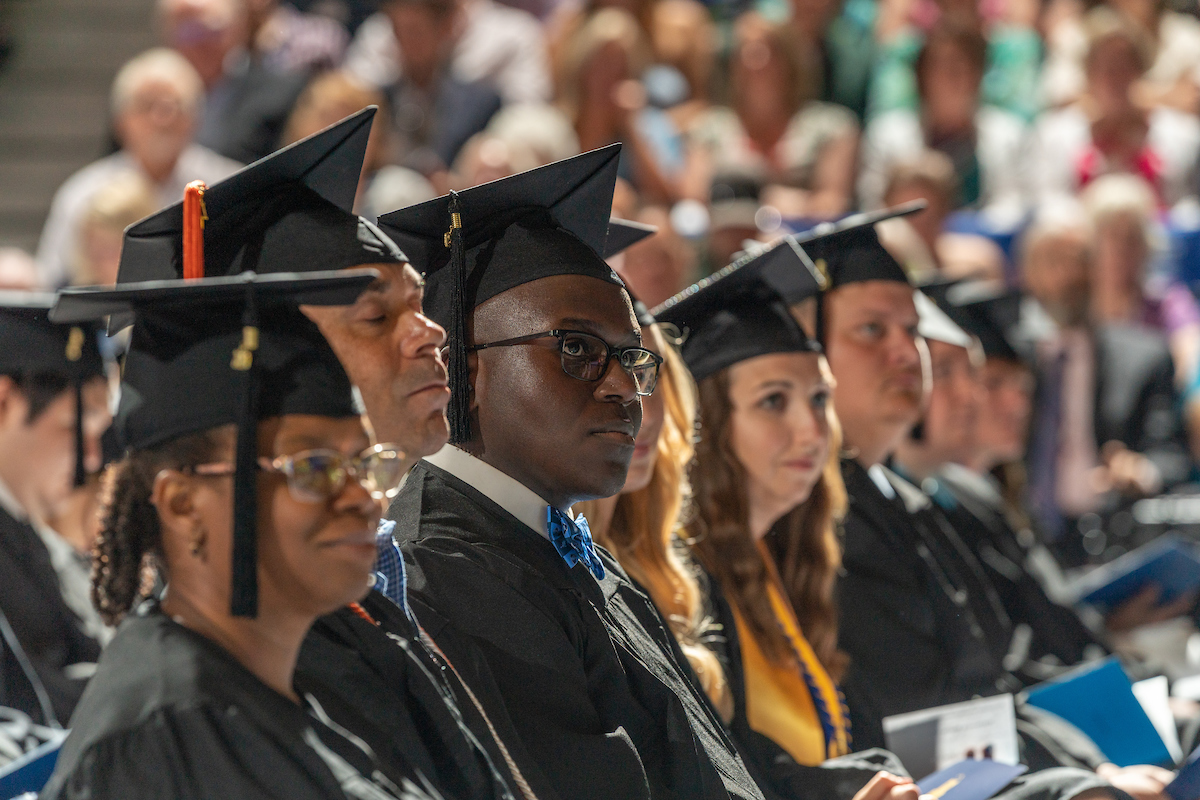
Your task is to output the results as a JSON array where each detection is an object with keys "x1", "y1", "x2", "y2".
[
  {"x1": 792, "y1": 201, "x2": 924, "y2": 288},
  {"x1": 913, "y1": 287, "x2": 973, "y2": 349},
  {"x1": 606, "y1": 218, "x2": 657, "y2": 258},
  {"x1": 652, "y1": 238, "x2": 822, "y2": 381},
  {"x1": 112, "y1": 107, "x2": 405, "y2": 330},
  {"x1": 52, "y1": 270, "x2": 376, "y2": 617},
  {"x1": 923, "y1": 280, "x2": 1024, "y2": 362},
  {"x1": 377, "y1": 145, "x2": 626, "y2": 443},
  {"x1": 0, "y1": 292, "x2": 107, "y2": 487}
]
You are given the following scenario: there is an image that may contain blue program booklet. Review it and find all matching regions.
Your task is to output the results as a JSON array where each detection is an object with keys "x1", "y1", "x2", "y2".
[
  {"x1": 1070, "y1": 534, "x2": 1200, "y2": 613},
  {"x1": 0, "y1": 733, "x2": 66, "y2": 798},
  {"x1": 1024, "y1": 658, "x2": 1172, "y2": 767},
  {"x1": 917, "y1": 759, "x2": 1027, "y2": 800}
]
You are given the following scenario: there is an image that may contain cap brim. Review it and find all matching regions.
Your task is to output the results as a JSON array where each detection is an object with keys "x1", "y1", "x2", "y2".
[{"x1": 52, "y1": 269, "x2": 379, "y2": 323}]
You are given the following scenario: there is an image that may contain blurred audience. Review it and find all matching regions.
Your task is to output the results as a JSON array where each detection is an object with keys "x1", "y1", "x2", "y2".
[
  {"x1": 70, "y1": 174, "x2": 158, "y2": 287},
  {"x1": 860, "y1": 19, "x2": 1030, "y2": 218},
  {"x1": 158, "y1": 0, "x2": 311, "y2": 163},
  {"x1": 0, "y1": 249, "x2": 38, "y2": 291},
  {"x1": 683, "y1": 13, "x2": 858, "y2": 219},
  {"x1": 1020, "y1": 206, "x2": 1189, "y2": 566},
  {"x1": 35, "y1": 47, "x2": 239, "y2": 290},
  {"x1": 343, "y1": 0, "x2": 551, "y2": 104},
  {"x1": 1080, "y1": 173, "x2": 1200, "y2": 389},
  {"x1": 247, "y1": 0, "x2": 348, "y2": 73},
  {"x1": 1032, "y1": 7, "x2": 1200, "y2": 211}
]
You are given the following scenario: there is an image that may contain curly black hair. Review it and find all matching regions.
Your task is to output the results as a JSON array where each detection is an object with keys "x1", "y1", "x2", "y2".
[{"x1": 92, "y1": 429, "x2": 228, "y2": 626}]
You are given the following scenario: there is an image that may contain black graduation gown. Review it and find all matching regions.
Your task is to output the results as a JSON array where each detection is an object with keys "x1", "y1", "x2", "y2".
[
  {"x1": 41, "y1": 603, "x2": 447, "y2": 800},
  {"x1": 387, "y1": 460, "x2": 765, "y2": 800},
  {"x1": 0, "y1": 507, "x2": 100, "y2": 725},
  {"x1": 836, "y1": 459, "x2": 1017, "y2": 749},
  {"x1": 699, "y1": 563, "x2": 1114, "y2": 800},
  {"x1": 296, "y1": 589, "x2": 518, "y2": 800},
  {"x1": 930, "y1": 468, "x2": 1107, "y2": 677}
]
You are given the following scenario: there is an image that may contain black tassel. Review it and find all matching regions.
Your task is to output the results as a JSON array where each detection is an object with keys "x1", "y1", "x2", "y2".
[
  {"x1": 445, "y1": 191, "x2": 471, "y2": 444},
  {"x1": 230, "y1": 278, "x2": 261, "y2": 618},
  {"x1": 72, "y1": 380, "x2": 86, "y2": 488}
]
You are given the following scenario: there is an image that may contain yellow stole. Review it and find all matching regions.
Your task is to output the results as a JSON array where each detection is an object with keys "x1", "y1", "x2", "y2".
[{"x1": 732, "y1": 540, "x2": 851, "y2": 766}]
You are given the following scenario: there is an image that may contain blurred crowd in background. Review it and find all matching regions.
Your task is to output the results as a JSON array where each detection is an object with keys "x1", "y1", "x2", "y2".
[{"x1": 7, "y1": 0, "x2": 1200, "y2": 568}]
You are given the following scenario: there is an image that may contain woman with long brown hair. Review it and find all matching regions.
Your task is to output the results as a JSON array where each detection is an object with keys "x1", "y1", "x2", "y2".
[{"x1": 646, "y1": 244, "x2": 921, "y2": 800}]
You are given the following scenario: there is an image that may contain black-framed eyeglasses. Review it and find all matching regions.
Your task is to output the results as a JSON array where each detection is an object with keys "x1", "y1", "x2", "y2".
[
  {"x1": 188, "y1": 443, "x2": 407, "y2": 502},
  {"x1": 470, "y1": 329, "x2": 663, "y2": 396}
]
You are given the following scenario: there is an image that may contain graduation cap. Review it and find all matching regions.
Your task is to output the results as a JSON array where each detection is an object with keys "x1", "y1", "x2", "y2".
[
  {"x1": 606, "y1": 218, "x2": 657, "y2": 258},
  {"x1": 922, "y1": 280, "x2": 1024, "y2": 363},
  {"x1": 0, "y1": 292, "x2": 107, "y2": 487},
  {"x1": 111, "y1": 106, "x2": 405, "y2": 329},
  {"x1": 652, "y1": 237, "x2": 822, "y2": 382},
  {"x1": 377, "y1": 144, "x2": 626, "y2": 443},
  {"x1": 52, "y1": 269, "x2": 377, "y2": 617},
  {"x1": 913, "y1": 289, "x2": 974, "y2": 349},
  {"x1": 791, "y1": 201, "x2": 925, "y2": 289}
]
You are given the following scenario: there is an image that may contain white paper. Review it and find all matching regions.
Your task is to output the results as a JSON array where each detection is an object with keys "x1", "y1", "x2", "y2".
[
  {"x1": 1133, "y1": 676, "x2": 1182, "y2": 763},
  {"x1": 883, "y1": 694, "x2": 1020, "y2": 771}
]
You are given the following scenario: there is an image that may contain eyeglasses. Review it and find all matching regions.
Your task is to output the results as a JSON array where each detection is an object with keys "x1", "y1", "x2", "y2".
[
  {"x1": 188, "y1": 443, "x2": 407, "y2": 502},
  {"x1": 470, "y1": 329, "x2": 663, "y2": 396}
]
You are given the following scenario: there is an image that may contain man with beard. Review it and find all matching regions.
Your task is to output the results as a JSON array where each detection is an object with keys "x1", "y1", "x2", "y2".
[{"x1": 377, "y1": 145, "x2": 765, "y2": 800}]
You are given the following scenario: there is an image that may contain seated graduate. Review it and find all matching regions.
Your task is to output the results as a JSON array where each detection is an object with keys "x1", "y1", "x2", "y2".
[
  {"x1": 805, "y1": 212, "x2": 1171, "y2": 797},
  {"x1": 0, "y1": 300, "x2": 109, "y2": 726},
  {"x1": 105, "y1": 107, "x2": 526, "y2": 800},
  {"x1": 39, "y1": 270, "x2": 447, "y2": 800},
  {"x1": 649, "y1": 241, "x2": 927, "y2": 800},
  {"x1": 897, "y1": 283, "x2": 1110, "y2": 679},
  {"x1": 376, "y1": 145, "x2": 766, "y2": 800},
  {"x1": 923, "y1": 283, "x2": 1193, "y2": 638}
]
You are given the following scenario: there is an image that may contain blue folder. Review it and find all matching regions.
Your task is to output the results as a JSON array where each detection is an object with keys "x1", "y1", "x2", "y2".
[
  {"x1": 917, "y1": 759, "x2": 1027, "y2": 800},
  {"x1": 0, "y1": 734, "x2": 65, "y2": 799},
  {"x1": 1024, "y1": 658, "x2": 1172, "y2": 767},
  {"x1": 1071, "y1": 534, "x2": 1200, "y2": 613}
]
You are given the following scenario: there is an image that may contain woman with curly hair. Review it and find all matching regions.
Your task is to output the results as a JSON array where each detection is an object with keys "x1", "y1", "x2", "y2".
[{"x1": 39, "y1": 273, "x2": 460, "y2": 800}]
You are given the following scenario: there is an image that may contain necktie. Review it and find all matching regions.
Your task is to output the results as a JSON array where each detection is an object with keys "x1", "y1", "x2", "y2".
[
  {"x1": 1028, "y1": 349, "x2": 1067, "y2": 541},
  {"x1": 372, "y1": 519, "x2": 412, "y2": 620},
  {"x1": 546, "y1": 507, "x2": 605, "y2": 580}
]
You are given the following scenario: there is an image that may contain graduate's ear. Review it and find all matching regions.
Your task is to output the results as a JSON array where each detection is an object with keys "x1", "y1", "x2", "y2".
[
  {"x1": 0, "y1": 375, "x2": 23, "y2": 431},
  {"x1": 151, "y1": 468, "x2": 201, "y2": 548}
]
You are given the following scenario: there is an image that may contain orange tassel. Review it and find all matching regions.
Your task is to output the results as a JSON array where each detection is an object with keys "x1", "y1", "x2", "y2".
[
  {"x1": 347, "y1": 602, "x2": 378, "y2": 625},
  {"x1": 182, "y1": 180, "x2": 208, "y2": 280}
]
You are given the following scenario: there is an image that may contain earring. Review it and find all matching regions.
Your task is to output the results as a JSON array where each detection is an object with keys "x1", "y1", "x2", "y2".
[{"x1": 189, "y1": 527, "x2": 206, "y2": 558}]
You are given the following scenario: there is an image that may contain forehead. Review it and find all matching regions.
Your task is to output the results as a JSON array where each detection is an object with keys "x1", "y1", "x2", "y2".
[
  {"x1": 476, "y1": 274, "x2": 638, "y2": 339},
  {"x1": 829, "y1": 281, "x2": 917, "y2": 322}
]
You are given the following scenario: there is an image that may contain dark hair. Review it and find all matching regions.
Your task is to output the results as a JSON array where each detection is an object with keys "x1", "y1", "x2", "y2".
[
  {"x1": 687, "y1": 366, "x2": 849, "y2": 680},
  {"x1": 92, "y1": 429, "x2": 228, "y2": 626},
  {"x1": 3, "y1": 371, "x2": 72, "y2": 423},
  {"x1": 382, "y1": 0, "x2": 457, "y2": 19},
  {"x1": 915, "y1": 18, "x2": 988, "y2": 90}
]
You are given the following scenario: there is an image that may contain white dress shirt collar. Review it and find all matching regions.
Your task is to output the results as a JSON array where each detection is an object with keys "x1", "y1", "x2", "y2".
[
  {"x1": 423, "y1": 444, "x2": 574, "y2": 540},
  {"x1": 0, "y1": 474, "x2": 29, "y2": 523}
]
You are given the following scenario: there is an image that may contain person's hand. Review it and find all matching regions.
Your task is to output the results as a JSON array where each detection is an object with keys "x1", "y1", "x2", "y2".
[
  {"x1": 1105, "y1": 584, "x2": 1197, "y2": 632},
  {"x1": 1095, "y1": 762, "x2": 1174, "y2": 800},
  {"x1": 853, "y1": 771, "x2": 925, "y2": 800},
  {"x1": 1091, "y1": 441, "x2": 1162, "y2": 497}
]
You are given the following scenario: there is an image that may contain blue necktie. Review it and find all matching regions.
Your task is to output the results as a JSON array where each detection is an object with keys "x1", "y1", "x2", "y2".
[
  {"x1": 372, "y1": 519, "x2": 413, "y2": 620},
  {"x1": 547, "y1": 507, "x2": 605, "y2": 580}
]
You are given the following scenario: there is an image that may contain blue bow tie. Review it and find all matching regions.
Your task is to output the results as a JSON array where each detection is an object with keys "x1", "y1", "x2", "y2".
[{"x1": 547, "y1": 507, "x2": 605, "y2": 580}]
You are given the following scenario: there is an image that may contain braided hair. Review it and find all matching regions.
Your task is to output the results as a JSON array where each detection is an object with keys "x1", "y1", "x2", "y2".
[{"x1": 92, "y1": 428, "x2": 229, "y2": 626}]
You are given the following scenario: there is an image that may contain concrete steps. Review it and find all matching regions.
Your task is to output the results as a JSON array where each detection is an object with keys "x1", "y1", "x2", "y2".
[{"x1": 0, "y1": 0, "x2": 157, "y2": 253}]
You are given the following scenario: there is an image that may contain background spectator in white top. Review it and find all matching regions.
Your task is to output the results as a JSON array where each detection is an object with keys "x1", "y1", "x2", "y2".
[{"x1": 34, "y1": 47, "x2": 239, "y2": 290}]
